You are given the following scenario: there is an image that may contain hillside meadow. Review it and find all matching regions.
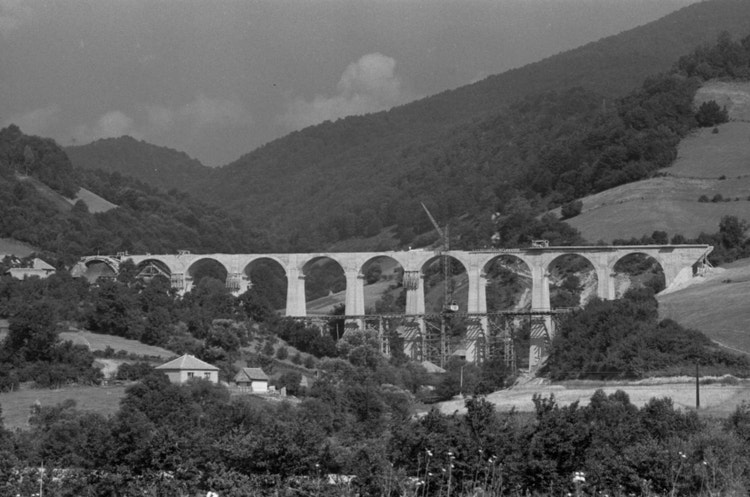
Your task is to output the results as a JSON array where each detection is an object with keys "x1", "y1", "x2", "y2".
[
  {"x1": 563, "y1": 120, "x2": 750, "y2": 242},
  {"x1": 659, "y1": 257, "x2": 750, "y2": 354}
]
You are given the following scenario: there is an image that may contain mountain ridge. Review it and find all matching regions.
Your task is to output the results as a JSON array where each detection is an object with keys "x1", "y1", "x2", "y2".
[
  {"x1": 64, "y1": 0, "x2": 750, "y2": 251},
  {"x1": 66, "y1": 136, "x2": 211, "y2": 194}
]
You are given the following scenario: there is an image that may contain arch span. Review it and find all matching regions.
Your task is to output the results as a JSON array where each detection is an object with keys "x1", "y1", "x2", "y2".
[
  {"x1": 241, "y1": 257, "x2": 288, "y2": 311},
  {"x1": 612, "y1": 252, "x2": 666, "y2": 298},
  {"x1": 302, "y1": 256, "x2": 346, "y2": 315},
  {"x1": 186, "y1": 257, "x2": 230, "y2": 293},
  {"x1": 420, "y1": 254, "x2": 467, "y2": 314},
  {"x1": 546, "y1": 253, "x2": 597, "y2": 309},
  {"x1": 483, "y1": 254, "x2": 532, "y2": 312},
  {"x1": 361, "y1": 255, "x2": 405, "y2": 314},
  {"x1": 135, "y1": 259, "x2": 172, "y2": 283}
]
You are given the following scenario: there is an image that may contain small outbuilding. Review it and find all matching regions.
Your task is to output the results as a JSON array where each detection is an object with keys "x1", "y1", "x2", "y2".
[
  {"x1": 233, "y1": 367, "x2": 269, "y2": 393},
  {"x1": 155, "y1": 354, "x2": 220, "y2": 384}
]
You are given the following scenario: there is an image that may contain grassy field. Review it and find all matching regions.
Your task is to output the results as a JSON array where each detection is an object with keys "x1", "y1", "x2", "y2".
[
  {"x1": 59, "y1": 329, "x2": 174, "y2": 359},
  {"x1": 0, "y1": 385, "x2": 126, "y2": 431},
  {"x1": 73, "y1": 187, "x2": 117, "y2": 213},
  {"x1": 0, "y1": 238, "x2": 37, "y2": 257},
  {"x1": 558, "y1": 81, "x2": 750, "y2": 243},
  {"x1": 436, "y1": 378, "x2": 750, "y2": 418},
  {"x1": 658, "y1": 257, "x2": 750, "y2": 354}
]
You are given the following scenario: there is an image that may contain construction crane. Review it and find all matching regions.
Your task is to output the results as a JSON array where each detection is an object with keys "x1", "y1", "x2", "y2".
[{"x1": 421, "y1": 203, "x2": 459, "y2": 313}]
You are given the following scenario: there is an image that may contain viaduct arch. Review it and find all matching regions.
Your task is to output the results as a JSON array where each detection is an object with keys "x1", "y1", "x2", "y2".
[{"x1": 75, "y1": 244, "x2": 712, "y2": 369}]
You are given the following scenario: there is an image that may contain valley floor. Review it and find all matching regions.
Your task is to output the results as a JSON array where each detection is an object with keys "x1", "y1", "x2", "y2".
[{"x1": 434, "y1": 377, "x2": 750, "y2": 418}]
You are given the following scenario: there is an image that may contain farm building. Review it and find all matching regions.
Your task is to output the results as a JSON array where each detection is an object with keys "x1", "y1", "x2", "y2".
[
  {"x1": 233, "y1": 367, "x2": 269, "y2": 393},
  {"x1": 155, "y1": 354, "x2": 219, "y2": 384}
]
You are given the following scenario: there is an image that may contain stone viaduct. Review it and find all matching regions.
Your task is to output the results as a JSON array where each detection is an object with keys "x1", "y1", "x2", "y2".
[{"x1": 76, "y1": 244, "x2": 712, "y2": 369}]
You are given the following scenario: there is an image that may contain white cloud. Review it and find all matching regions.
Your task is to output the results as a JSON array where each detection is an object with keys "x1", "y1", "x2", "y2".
[
  {"x1": 144, "y1": 95, "x2": 252, "y2": 134},
  {"x1": 71, "y1": 111, "x2": 138, "y2": 144},
  {"x1": 3, "y1": 104, "x2": 61, "y2": 136},
  {"x1": 179, "y1": 94, "x2": 251, "y2": 129},
  {"x1": 68, "y1": 95, "x2": 252, "y2": 146},
  {"x1": 145, "y1": 104, "x2": 175, "y2": 133},
  {"x1": 0, "y1": 0, "x2": 32, "y2": 38},
  {"x1": 279, "y1": 53, "x2": 412, "y2": 130}
]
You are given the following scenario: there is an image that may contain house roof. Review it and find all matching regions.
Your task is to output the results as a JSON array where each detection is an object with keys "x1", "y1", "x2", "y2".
[
  {"x1": 234, "y1": 367, "x2": 269, "y2": 382},
  {"x1": 155, "y1": 354, "x2": 219, "y2": 371},
  {"x1": 421, "y1": 360, "x2": 446, "y2": 374},
  {"x1": 31, "y1": 258, "x2": 55, "y2": 271}
]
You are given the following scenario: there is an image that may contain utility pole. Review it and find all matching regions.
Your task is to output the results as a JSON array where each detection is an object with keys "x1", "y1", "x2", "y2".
[{"x1": 695, "y1": 363, "x2": 700, "y2": 409}]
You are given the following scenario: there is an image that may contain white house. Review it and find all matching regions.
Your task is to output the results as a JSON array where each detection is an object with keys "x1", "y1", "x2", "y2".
[
  {"x1": 233, "y1": 367, "x2": 269, "y2": 393},
  {"x1": 7, "y1": 258, "x2": 56, "y2": 280},
  {"x1": 155, "y1": 354, "x2": 220, "y2": 384}
]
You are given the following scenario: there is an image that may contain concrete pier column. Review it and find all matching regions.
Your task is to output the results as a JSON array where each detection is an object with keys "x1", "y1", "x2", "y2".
[
  {"x1": 404, "y1": 271, "x2": 425, "y2": 315},
  {"x1": 530, "y1": 263, "x2": 550, "y2": 311},
  {"x1": 344, "y1": 268, "x2": 365, "y2": 316},
  {"x1": 170, "y1": 272, "x2": 185, "y2": 293},
  {"x1": 285, "y1": 267, "x2": 307, "y2": 317},
  {"x1": 595, "y1": 266, "x2": 616, "y2": 300},
  {"x1": 466, "y1": 267, "x2": 488, "y2": 314},
  {"x1": 183, "y1": 276, "x2": 194, "y2": 295},
  {"x1": 226, "y1": 272, "x2": 243, "y2": 295}
]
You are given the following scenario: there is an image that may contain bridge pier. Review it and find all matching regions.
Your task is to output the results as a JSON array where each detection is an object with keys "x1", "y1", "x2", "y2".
[
  {"x1": 466, "y1": 266, "x2": 488, "y2": 314},
  {"x1": 404, "y1": 271, "x2": 425, "y2": 315},
  {"x1": 344, "y1": 269, "x2": 365, "y2": 316},
  {"x1": 595, "y1": 266, "x2": 616, "y2": 300},
  {"x1": 285, "y1": 268, "x2": 307, "y2": 317},
  {"x1": 170, "y1": 272, "x2": 185, "y2": 293},
  {"x1": 530, "y1": 263, "x2": 550, "y2": 311}
]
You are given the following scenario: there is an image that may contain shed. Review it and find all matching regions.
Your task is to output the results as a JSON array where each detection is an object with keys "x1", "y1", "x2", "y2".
[
  {"x1": 155, "y1": 354, "x2": 219, "y2": 384},
  {"x1": 233, "y1": 367, "x2": 269, "y2": 393}
]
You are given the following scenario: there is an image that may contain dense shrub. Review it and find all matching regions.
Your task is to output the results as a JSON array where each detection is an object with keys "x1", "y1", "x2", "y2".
[
  {"x1": 543, "y1": 288, "x2": 750, "y2": 380},
  {"x1": 695, "y1": 100, "x2": 729, "y2": 127}
]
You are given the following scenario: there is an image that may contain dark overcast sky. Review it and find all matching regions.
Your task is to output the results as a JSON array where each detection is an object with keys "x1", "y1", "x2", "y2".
[{"x1": 0, "y1": 0, "x2": 699, "y2": 166}]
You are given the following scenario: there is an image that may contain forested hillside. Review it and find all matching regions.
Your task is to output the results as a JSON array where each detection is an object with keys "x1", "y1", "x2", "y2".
[
  {"x1": 66, "y1": 136, "x2": 211, "y2": 194},
  {"x1": 0, "y1": 125, "x2": 271, "y2": 265},
  {"x1": 178, "y1": 0, "x2": 750, "y2": 250}
]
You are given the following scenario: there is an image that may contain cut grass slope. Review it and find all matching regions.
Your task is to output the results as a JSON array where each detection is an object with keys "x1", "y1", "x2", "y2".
[
  {"x1": 0, "y1": 385, "x2": 126, "y2": 431},
  {"x1": 559, "y1": 81, "x2": 750, "y2": 242},
  {"x1": 658, "y1": 257, "x2": 750, "y2": 355},
  {"x1": 16, "y1": 173, "x2": 117, "y2": 214},
  {"x1": 563, "y1": 121, "x2": 750, "y2": 242},
  {"x1": 59, "y1": 329, "x2": 174, "y2": 359},
  {"x1": 0, "y1": 238, "x2": 37, "y2": 257}
]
